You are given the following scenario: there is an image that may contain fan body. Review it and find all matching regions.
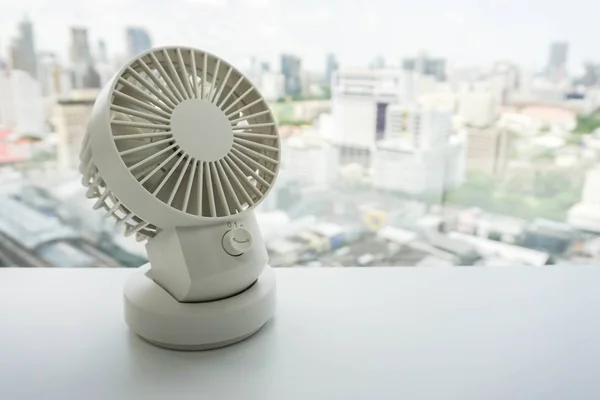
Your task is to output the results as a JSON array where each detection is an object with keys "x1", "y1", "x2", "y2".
[{"x1": 80, "y1": 47, "x2": 279, "y2": 350}]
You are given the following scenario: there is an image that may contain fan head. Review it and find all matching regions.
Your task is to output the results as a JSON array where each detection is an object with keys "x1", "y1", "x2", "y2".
[{"x1": 80, "y1": 46, "x2": 280, "y2": 241}]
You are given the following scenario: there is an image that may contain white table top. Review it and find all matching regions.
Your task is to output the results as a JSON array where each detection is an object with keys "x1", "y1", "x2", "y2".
[{"x1": 1, "y1": 266, "x2": 599, "y2": 400}]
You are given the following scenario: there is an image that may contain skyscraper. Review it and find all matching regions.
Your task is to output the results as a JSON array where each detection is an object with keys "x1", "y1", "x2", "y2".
[
  {"x1": 325, "y1": 53, "x2": 338, "y2": 85},
  {"x1": 37, "y1": 52, "x2": 60, "y2": 97},
  {"x1": 9, "y1": 16, "x2": 37, "y2": 78},
  {"x1": 466, "y1": 128, "x2": 509, "y2": 176},
  {"x1": 97, "y1": 40, "x2": 108, "y2": 64},
  {"x1": 126, "y1": 28, "x2": 152, "y2": 57},
  {"x1": 69, "y1": 27, "x2": 92, "y2": 65},
  {"x1": 82, "y1": 65, "x2": 101, "y2": 89},
  {"x1": 280, "y1": 54, "x2": 302, "y2": 97},
  {"x1": 547, "y1": 41, "x2": 568, "y2": 81},
  {"x1": 369, "y1": 56, "x2": 385, "y2": 70},
  {"x1": 372, "y1": 106, "x2": 465, "y2": 196},
  {"x1": 581, "y1": 63, "x2": 600, "y2": 87},
  {"x1": 402, "y1": 53, "x2": 446, "y2": 81},
  {"x1": 0, "y1": 69, "x2": 44, "y2": 133}
]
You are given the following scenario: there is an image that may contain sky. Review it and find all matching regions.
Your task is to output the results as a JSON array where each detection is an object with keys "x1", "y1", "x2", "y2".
[{"x1": 0, "y1": 0, "x2": 598, "y2": 74}]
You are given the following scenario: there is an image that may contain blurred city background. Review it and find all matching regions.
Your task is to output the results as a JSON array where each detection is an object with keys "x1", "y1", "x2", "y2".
[{"x1": 2, "y1": 1, "x2": 600, "y2": 268}]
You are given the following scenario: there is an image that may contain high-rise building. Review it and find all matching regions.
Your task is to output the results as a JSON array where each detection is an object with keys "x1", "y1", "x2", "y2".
[
  {"x1": 37, "y1": 54, "x2": 76, "y2": 99},
  {"x1": 53, "y1": 90, "x2": 98, "y2": 170},
  {"x1": 259, "y1": 71, "x2": 285, "y2": 102},
  {"x1": 126, "y1": 27, "x2": 152, "y2": 58},
  {"x1": 568, "y1": 166, "x2": 600, "y2": 233},
  {"x1": 97, "y1": 40, "x2": 108, "y2": 64},
  {"x1": 82, "y1": 64, "x2": 101, "y2": 89},
  {"x1": 0, "y1": 69, "x2": 44, "y2": 133},
  {"x1": 280, "y1": 54, "x2": 302, "y2": 97},
  {"x1": 9, "y1": 16, "x2": 37, "y2": 78},
  {"x1": 372, "y1": 106, "x2": 465, "y2": 196},
  {"x1": 37, "y1": 52, "x2": 60, "y2": 97},
  {"x1": 332, "y1": 68, "x2": 412, "y2": 146},
  {"x1": 325, "y1": 53, "x2": 339, "y2": 85},
  {"x1": 581, "y1": 63, "x2": 600, "y2": 87},
  {"x1": 369, "y1": 56, "x2": 386, "y2": 70},
  {"x1": 466, "y1": 128, "x2": 509, "y2": 176},
  {"x1": 490, "y1": 62, "x2": 520, "y2": 105},
  {"x1": 331, "y1": 68, "x2": 414, "y2": 167},
  {"x1": 458, "y1": 90, "x2": 497, "y2": 127},
  {"x1": 403, "y1": 53, "x2": 446, "y2": 81},
  {"x1": 546, "y1": 41, "x2": 569, "y2": 81},
  {"x1": 385, "y1": 104, "x2": 452, "y2": 147},
  {"x1": 281, "y1": 135, "x2": 334, "y2": 186},
  {"x1": 69, "y1": 27, "x2": 92, "y2": 65}
]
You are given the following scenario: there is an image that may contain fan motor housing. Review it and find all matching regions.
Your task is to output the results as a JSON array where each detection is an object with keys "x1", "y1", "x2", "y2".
[{"x1": 147, "y1": 213, "x2": 267, "y2": 302}]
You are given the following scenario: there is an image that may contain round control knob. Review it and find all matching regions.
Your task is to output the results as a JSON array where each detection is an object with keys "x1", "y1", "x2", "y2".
[{"x1": 222, "y1": 227, "x2": 253, "y2": 256}]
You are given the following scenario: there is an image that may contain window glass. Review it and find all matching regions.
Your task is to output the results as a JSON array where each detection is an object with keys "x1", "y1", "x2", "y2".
[{"x1": 1, "y1": 1, "x2": 599, "y2": 268}]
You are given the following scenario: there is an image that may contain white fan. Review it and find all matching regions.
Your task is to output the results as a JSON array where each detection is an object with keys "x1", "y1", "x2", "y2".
[{"x1": 80, "y1": 46, "x2": 279, "y2": 350}]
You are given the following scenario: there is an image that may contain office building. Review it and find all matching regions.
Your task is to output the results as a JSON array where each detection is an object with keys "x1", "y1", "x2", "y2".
[
  {"x1": 466, "y1": 128, "x2": 509, "y2": 176},
  {"x1": 82, "y1": 65, "x2": 101, "y2": 89},
  {"x1": 97, "y1": 40, "x2": 108, "y2": 64},
  {"x1": 581, "y1": 63, "x2": 600, "y2": 87},
  {"x1": 332, "y1": 68, "x2": 412, "y2": 147},
  {"x1": 0, "y1": 69, "x2": 44, "y2": 134},
  {"x1": 126, "y1": 28, "x2": 152, "y2": 57},
  {"x1": 402, "y1": 53, "x2": 446, "y2": 81},
  {"x1": 372, "y1": 136, "x2": 466, "y2": 196},
  {"x1": 568, "y1": 166, "x2": 600, "y2": 233},
  {"x1": 546, "y1": 41, "x2": 569, "y2": 81},
  {"x1": 369, "y1": 56, "x2": 386, "y2": 70},
  {"x1": 372, "y1": 106, "x2": 465, "y2": 196},
  {"x1": 37, "y1": 55, "x2": 75, "y2": 99},
  {"x1": 37, "y1": 52, "x2": 60, "y2": 97},
  {"x1": 385, "y1": 104, "x2": 452, "y2": 146},
  {"x1": 325, "y1": 53, "x2": 339, "y2": 85},
  {"x1": 69, "y1": 27, "x2": 92, "y2": 65},
  {"x1": 458, "y1": 91, "x2": 497, "y2": 127},
  {"x1": 9, "y1": 17, "x2": 37, "y2": 78},
  {"x1": 490, "y1": 62, "x2": 520, "y2": 105},
  {"x1": 281, "y1": 54, "x2": 302, "y2": 97},
  {"x1": 260, "y1": 71, "x2": 285, "y2": 102},
  {"x1": 53, "y1": 90, "x2": 98, "y2": 170},
  {"x1": 331, "y1": 68, "x2": 413, "y2": 167},
  {"x1": 282, "y1": 135, "x2": 334, "y2": 186}
]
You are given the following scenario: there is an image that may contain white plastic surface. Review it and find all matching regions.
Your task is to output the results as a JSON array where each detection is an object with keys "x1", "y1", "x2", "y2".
[
  {"x1": 124, "y1": 264, "x2": 276, "y2": 350},
  {"x1": 2, "y1": 267, "x2": 600, "y2": 399}
]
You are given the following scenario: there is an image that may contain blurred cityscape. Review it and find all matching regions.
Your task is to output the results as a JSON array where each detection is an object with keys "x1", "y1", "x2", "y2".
[{"x1": 2, "y1": 15, "x2": 600, "y2": 268}]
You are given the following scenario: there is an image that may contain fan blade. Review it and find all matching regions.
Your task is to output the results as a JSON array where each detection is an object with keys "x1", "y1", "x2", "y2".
[
  {"x1": 176, "y1": 48, "x2": 194, "y2": 99},
  {"x1": 182, "y1": 160, "x2": 198, "y2": 213},
  {"x1": 149, "y1": 52, "x2": 185, "y2": 102},
  {"x1": 210, "y1": 161, "x2": 230, "y2": 215},
  {"x1": 136, "y1": 57, "x2": 180, "y2": 105},
  {"x1": 217, "y1": 75, "x2": 244, "y2": 109},
  {"x1": 205, "y1": 162, "x2": 217, "y2": 217},
  {"x1": 217, "y1": 160, "x2": 242, "y2": 213},
  {"x1": 212, "y1": 65, "x2": 233, "y2": 105}
]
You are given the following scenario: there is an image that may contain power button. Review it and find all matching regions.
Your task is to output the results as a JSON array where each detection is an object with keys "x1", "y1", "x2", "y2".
[{"x1": 222, "y1": 227, "x2": 253, "y2": 256}]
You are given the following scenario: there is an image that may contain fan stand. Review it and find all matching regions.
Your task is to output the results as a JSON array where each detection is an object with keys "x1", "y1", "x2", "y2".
[{"x1": 124, "y1": 263, "x2": 276, "y2": 350}]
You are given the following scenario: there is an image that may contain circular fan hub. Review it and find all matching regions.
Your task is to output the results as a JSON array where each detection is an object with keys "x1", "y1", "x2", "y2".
[{"x1": 170, "y1": 99, "x2": 233, "y2": 162}]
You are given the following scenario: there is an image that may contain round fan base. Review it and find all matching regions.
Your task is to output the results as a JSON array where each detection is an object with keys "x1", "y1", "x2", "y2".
[{"x1": 124, "y1": 264, "x2": 276, "y2": 351}]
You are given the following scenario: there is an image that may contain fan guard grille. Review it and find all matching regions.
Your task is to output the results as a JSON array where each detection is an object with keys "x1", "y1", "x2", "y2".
[{"x1": 107, "y1": 47, "x2": 279, "y2": 220}]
